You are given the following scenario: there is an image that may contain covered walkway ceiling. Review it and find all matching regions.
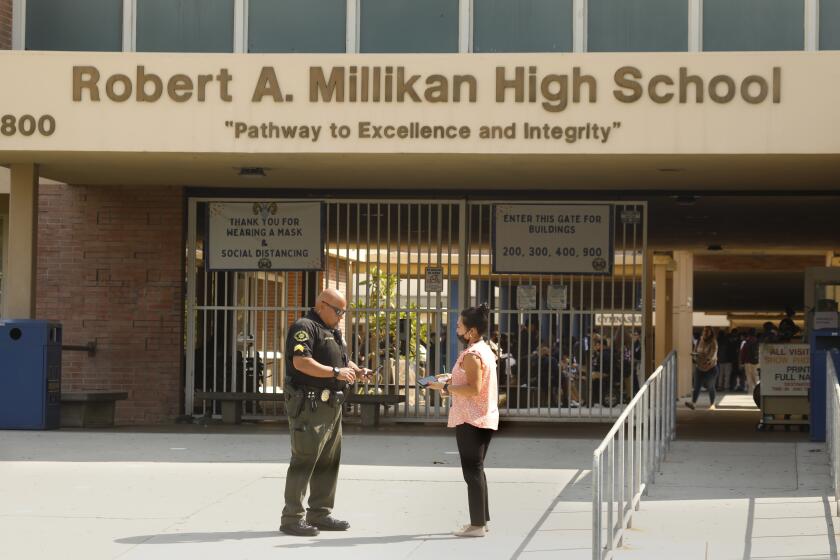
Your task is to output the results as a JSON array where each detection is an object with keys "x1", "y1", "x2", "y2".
[
  {"x1": 1, "y1": 152, "x2": 840, "y2": 192},
  {"x1": 4, "y1": 150, "x2": 836, "y2": 250},
  {"x1": 2, "y1": 154, "x2": 837, "y2": 313}
]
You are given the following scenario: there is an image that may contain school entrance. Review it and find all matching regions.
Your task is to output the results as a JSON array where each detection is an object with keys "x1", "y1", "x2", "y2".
[{"x1": 185, "y1": 197, "x2": 648, "y2": 423}]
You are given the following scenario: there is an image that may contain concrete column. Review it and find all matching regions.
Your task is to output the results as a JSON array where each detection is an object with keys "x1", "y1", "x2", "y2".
[
  {"x1": 826, "y1": 251, "x2": 840, "y2": 304},
  {"x1": 449, "y1": 279, "x2": 460, "y2": 362},
  {"x1": 3, "y1": 164, "x2": 38, "y2": 318},
  {"x1": 653, "y1": 253, "x2": 674, "y2": 370},
  {"x1": 643, "y1": 250, "x2": 654, "y2": 375},
  {"x1": 672, "y1": 250, "x2": 694, "y2": 397},
  {"x1": 0, "y1": 195, "x2": 8, "y2": 316}
]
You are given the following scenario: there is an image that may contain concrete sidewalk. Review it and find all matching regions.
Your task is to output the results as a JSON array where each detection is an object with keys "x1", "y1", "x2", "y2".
[
  {"x1": 613, "y1": 440, "x2": 837, "y2": 560},
  {"x1": 3, "y1": 413, "x2": 836, "y2": 560},
  {"x1": 0, "y1": 425, "x2": 601, "y2": 560}
]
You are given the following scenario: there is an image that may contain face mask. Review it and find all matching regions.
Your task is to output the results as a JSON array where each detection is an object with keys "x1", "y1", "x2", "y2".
[{"x1": 457, "y1": 333, "x2": 470, "y2": 345}]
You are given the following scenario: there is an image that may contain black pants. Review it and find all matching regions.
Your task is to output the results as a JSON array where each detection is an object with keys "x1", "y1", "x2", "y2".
[
  {"x1": 691, "y1": 365, "x2": 719, "y2": 405},
  {"x1": 455, "y1": 423, "x2": 493, "y2": 526}
]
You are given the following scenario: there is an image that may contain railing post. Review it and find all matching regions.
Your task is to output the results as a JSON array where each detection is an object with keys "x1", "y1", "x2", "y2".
[
  {"x1": 619, "y1": 422, "x2": 626, "y2": 540},
  {"x1": 593, "y1": 453, "x2": 602, "y2": 560},
  {"x1": 670, "y1": 356, "x2": 676, "y2": 441},
  {"x1": 634, "y1": 392, "x2": 641, "y2": 510},
  {"x1": 591, "y1": 352, "x2": 678, "y2": 558},
  {"x1": 642, "y1": 388, "x2": 650, "y2": 494},
  {"x1": 666, "y1": 358, "x2": 672, "y2": 444},
  {"x1": 608, "y1": 439, "x2": 615, "y2": 552},
  {"x1": 829, "y1": 354, "x2": 839, "y2": 517},
  {"x1": 828, "y1": 355, "x2": 838, "y2": 516},
  {"x1": 655, "y1": 378, "x2": 661, "y2": 473},
  {"x1": 659, "y1": 372, "x2": 665, "y2": 468},
  {"x1": 648, "y1": 386, "x2": 654, "y2": 486}
]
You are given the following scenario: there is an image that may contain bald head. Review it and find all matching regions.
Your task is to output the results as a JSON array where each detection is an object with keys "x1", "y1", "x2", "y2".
[
  {"x1": 319, "y1": 288, "x2": 346, "y2": 307},
  {"x1": 315, "y1": 288, "x2": 347, "y2": 327}
]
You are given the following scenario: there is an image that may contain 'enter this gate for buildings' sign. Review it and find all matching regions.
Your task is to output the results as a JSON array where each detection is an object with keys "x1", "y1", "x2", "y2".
[
  {"x1": 492, "y1": 203, "x2": 613, "y2": 275},
  {"x1": 207, "y1": 201, "x2": 324, "y2": 271}
]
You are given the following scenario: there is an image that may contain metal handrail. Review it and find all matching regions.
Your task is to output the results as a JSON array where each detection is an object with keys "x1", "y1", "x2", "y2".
[
  {"x1": 827, "y1": 353, "x2": 840, "y2": 516},
  {"x1": 592, "y1": 350, "x2": 677, "y2": 560}
]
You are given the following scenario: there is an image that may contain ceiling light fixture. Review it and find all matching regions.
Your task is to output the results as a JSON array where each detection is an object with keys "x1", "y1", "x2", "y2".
[
  {"x1": 237, "y1": 167, "x2": 267, "y2": 177},
  {"x1": 674, "y1": 194, "x2": 698, "y2": 206}
]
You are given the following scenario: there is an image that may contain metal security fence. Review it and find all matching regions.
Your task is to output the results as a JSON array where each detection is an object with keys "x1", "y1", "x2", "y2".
[
  {"x1": 322, "y1": 201, "x2": 462, "y2": 420},
  {"x1": 185, "y1": 197, "x2": 647, "y2": 422},
  {"x1": 592, "y1": 351, "x2": 677, "y2": 560},
  {"x1": 186, "y1": 198, "x2": 462, "y2": 420},
  {"x1": 465, "y1": 201, "x2": 647, "y2": 422}
]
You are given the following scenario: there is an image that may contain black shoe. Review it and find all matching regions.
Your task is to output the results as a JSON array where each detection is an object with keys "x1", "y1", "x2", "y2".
[
  {"x1": 279, "y1": 520, "x2": 320, "y2": 537},
  {"x1": 308, "y1": 516, "x2": 350, "y2": 531}
]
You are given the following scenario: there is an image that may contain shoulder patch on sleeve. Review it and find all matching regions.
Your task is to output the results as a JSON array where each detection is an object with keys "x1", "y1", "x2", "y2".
[{"x1": 294, "y1": 330, "x2": 310, "y2": 342}]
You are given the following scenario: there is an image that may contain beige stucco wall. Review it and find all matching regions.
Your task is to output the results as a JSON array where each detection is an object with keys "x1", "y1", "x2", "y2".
[
  {"x1": 0, "y1": 167, "x2": 8, "y2": 193},
  {"x1": 0, "y1": 51, "x2": 839, "y2": 157}
]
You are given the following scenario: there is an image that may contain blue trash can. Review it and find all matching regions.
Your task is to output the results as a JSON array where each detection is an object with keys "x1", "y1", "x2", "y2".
[{"x1": 0, "y1": 319, "x2": 62, "y2": 430}]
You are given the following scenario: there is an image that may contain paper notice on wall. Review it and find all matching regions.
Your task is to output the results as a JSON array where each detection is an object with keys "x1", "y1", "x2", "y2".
[
  {"x1": 516, "y1": 285, "x2": 537, "y2": 310},
  {"x1": 547, "y1": 284, "x2": 568, "y2": 309},
  {"x1": 425, "y1": 267, "x2": 443, "y2": 292}
]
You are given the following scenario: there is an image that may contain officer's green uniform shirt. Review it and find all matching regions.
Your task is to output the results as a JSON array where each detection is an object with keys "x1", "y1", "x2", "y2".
[{"x1": 285, "y1": 309, "x2": 348, "y2": 390}]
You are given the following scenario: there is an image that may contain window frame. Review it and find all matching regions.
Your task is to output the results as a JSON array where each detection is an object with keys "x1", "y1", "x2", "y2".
[{"x1": 10, "y1": 0, "x2": 815, "y2": 53}]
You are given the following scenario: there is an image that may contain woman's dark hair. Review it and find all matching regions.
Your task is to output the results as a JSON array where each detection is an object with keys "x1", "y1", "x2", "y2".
[{"x1": 461, "y1": 303, "x2": 490, "y2": 336}]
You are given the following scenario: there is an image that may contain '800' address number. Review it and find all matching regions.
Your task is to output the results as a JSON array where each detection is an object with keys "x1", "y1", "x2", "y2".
[{"x1": 1, "y1": 114, "x2": 56, "y2": 137}]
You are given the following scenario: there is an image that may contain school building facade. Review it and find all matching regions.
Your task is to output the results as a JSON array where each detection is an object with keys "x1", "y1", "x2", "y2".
[{"x1": 1, "y1": 0, "x2": 839, "y2": 424}]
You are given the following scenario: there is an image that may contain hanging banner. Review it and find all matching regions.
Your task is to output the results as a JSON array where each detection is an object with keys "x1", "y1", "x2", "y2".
[
  {"x1": 492, "y1": 203, "x2": 613, "y2": 274},
  {"x1": 759, "y1": 343, "x2": 810, "y2": 397},
  {"x1": 207, "y1": 201, "x2": 324, "y2": 271}
]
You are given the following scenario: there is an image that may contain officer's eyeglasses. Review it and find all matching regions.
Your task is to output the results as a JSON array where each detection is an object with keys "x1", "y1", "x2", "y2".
[{"x1": 323, "y1": 301, "x2": 346, "y2": 318}]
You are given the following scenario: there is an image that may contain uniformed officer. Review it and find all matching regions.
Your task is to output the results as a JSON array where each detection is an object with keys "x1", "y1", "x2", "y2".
[{"x1": 279, "y1": 288, "x2": 372, "y2": 537}]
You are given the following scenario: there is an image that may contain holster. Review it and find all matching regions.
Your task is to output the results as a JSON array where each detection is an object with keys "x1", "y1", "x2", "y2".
[
  {"x1": 329, "y1": 390, "x2": 345, "y2": 408},
  {"x1": 285, "y1": 387, "x2": 306, "y2": 419}
]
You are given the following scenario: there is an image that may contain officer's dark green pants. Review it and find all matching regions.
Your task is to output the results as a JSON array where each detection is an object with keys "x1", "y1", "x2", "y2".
[{"x1": 282, "y1": 391, "x2": 342, "y2": 525}]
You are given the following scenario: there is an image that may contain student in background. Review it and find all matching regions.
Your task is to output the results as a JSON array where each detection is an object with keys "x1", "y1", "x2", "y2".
[{"x1": 685, "y1": 326, "x2": 719, "y2": 410}]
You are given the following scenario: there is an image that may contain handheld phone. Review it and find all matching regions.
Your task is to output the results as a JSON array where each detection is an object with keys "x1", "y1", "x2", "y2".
[
  {"x1": 417, "y1": 375, "x2": 438, "y2": 387},
  {"x1": 361, "y1": 364, "x2": 383, "y2": 378}
]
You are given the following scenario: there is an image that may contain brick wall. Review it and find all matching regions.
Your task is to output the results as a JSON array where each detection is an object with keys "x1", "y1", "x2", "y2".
[
  {"x1": 36, "y1": 185, "x2": 185, "y2": 425},
  {"x1": 0, "y1": 0, "x2": 12, "y2": 50}
]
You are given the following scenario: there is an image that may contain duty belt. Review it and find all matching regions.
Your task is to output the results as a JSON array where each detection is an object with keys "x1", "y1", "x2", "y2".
[{"x1": 291, "y1": 384, "x2": 345, "y2": 410}]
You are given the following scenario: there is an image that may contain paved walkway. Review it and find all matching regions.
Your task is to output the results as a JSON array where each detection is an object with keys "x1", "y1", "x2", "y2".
[
  {"x1": 0, "y1": 425, "x2": 602, "y2": 560},
  {"x1": 612, "y1": 440, "x2": 836, "y2": 560},
  {"x1": 611, "y1": 393, "x2": 836, "y2": 560},
  {"x1": 2, "y1": 395, "x2": 836, "y2": 560}
]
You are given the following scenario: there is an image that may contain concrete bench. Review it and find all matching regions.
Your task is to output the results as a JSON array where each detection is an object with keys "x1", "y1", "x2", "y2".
[
  {"x1": 61, "y1": 391, "x2": 128, "y2": 428},
  {"x1": 346, "y1": 393, "x2": 406, "y2": 427},
  {"x1": 194, "y1": 391, "x2": 285, "y2": 424}
]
